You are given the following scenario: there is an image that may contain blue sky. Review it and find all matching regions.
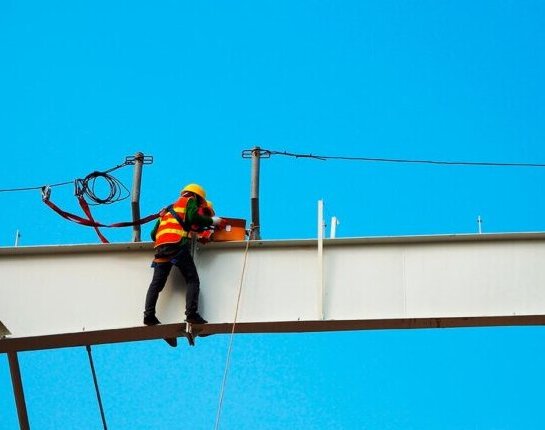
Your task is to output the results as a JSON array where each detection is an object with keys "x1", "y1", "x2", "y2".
[{"x1": 1, "y1": 1, "x2": 545, "y2": 428}]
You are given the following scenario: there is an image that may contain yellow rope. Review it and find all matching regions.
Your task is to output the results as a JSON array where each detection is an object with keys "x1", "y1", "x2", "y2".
[{"x1": 213, "y1": 231, "x2": 253, "y2": 430}]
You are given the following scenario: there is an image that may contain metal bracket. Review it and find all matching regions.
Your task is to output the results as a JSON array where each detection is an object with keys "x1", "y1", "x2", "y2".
[
  {"x1": 185, "y1": 322, "x2": 195, "y2": 346},
  {"x1": 125, "y1": 154, "x2": 154, "y2": 165},
  {"x1": 184, "y1": 322, "x2": 210, "y2": 345},
  {"x1": 0, "y1": 320, "x2": 12, "y2": 339},
  {"x1": 241, "y1": 148, "x2": 271, "y2": 159}
]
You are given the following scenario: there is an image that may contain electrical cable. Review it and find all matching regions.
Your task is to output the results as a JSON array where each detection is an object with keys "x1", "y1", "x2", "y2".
[
  {"x1": 243, "y1": 148, "x2": 545, "y2": 168},
  {"x1": 214, "y1": 229, "x2": 253, "y2": 430},
  {"x1": 2, "y1": 150, "x2": 544, "y2": 195},
  {"x1": 0, "y1": 180, "x2": 73, "y2": 193},
  {"x1": 75, "y1": 170, "x2": 130, "y2": 205},
  {"x1": 36, "y1": 159, "x2": 158, "y2": 243},
  {"x1": 0, "y1": 161, "x2": 130, "y2": 194}
]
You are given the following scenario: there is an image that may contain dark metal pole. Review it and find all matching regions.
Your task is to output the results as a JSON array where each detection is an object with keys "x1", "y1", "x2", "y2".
[
  {"x1": 86, "y1": 345, "x2": 108, "y2": 430},
  {"x1": 250, "y1": 147, "x2": 261, "y2": 240},
  {"x1": 131, "y1": 152, "x2": 144, "y2": 242},
  {"x1": 8, "y1": 351, "x2": 30, "y2": 430}
]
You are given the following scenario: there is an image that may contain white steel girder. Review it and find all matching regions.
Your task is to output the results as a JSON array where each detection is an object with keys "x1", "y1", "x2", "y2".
[{"x1": 1, "y1": 233, "x2": 545, "y2": 352}]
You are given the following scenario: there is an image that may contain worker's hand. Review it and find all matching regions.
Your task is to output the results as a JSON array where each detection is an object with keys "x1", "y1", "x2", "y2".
[
  {"x1": 212, "y1": 216, "x2": 228, "y2": 230},
  {"x1": 198, "y1": 230, "x2": 213, "y2": 244}
]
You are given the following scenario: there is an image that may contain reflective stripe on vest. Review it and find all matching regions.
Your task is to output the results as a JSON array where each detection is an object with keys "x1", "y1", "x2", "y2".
[{"x1": 154, "y1": 196, "x2": 192, "y2": 247}]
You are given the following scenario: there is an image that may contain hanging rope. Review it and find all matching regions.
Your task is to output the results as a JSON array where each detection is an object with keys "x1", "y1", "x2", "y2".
[
  {"x1": 213, "y1": 229, "x2": 254, "y2": 430},
  {"x1": 86, "y1": 345, "x2": 108, "y2": 430}
]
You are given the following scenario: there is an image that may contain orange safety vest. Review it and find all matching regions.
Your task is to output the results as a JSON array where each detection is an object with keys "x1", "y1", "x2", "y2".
[{"x1": 154, "y1": 196, "x2": 193, "y2": 247}]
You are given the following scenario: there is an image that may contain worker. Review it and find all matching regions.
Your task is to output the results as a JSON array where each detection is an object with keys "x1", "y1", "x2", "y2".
[{"x1": 143, "y1": 183, "x2": 226, "y2": 328}]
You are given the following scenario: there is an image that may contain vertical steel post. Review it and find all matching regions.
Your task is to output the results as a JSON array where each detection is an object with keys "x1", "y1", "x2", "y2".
[
  {"x1": 8, "y1": 351, "x2": 30, "y2": 430},
  {"x1": 330, "y1": 216, "x2": 339, "y2": 239},
  {"x1": 131, "y1": 152, "x2": 144, "y2": 242},
  {"x1": 250, "y1": 147, "x2": 261, "y2": 240},
  {"x1": 477, "y1": 215, "x2": 483, "y2": 234},
  {"x1": 317, "y1": 200, "x2": 325, "y2": 320}
]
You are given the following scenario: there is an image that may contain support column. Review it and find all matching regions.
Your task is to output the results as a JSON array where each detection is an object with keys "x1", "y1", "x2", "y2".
[{"x1": 8, "y1": 351, "x2": 30, "y2": 430}]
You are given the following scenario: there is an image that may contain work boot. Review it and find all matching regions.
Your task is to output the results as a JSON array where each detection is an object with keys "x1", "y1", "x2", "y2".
[
  {"x1": 144, "y1": 315, "x2": 161, "y2": 326},
  {"x1": 164, "y1": 337, "x2": 178, "y2": 347},
  {"x1": 185, "y1": 313, "x2": 207, "y2": 324}
]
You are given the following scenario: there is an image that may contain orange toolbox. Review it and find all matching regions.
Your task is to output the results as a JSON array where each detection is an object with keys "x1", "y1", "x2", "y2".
[{"x1": 213, "y1": 218, "x2": 247, "y2": 242}]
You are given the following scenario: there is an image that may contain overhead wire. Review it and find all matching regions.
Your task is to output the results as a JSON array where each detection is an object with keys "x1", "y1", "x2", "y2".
[
  {"x1": 0, "y1": 159, "x2": 142, "y2": 242},
  {"x1": 2, "y1": 150, "x2": 543, "y2": 195},
  {"x1": 0, "y1": 160, "x2": 130, "y2": 194},
  {"x1": 244, "y1": 149, "x2": 545, "y2": 168},
  {"x1": 0, "y1": 180, "x2": 73, "y2": 193}
]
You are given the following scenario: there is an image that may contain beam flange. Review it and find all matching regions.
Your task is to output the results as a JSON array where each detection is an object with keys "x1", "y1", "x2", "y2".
[{"x1": 2, "y1": 315, "x2": 545, "y2": 353}]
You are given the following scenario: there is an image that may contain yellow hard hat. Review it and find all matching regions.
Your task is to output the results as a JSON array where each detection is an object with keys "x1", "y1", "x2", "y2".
[{"x1": 181, "y1": 183, "x2": 206, "y2": 200}]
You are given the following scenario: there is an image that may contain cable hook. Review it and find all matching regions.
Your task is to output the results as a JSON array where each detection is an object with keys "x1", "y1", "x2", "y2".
[{"x1": 41, "y1": 186, "x2": 51, "y2": 201}]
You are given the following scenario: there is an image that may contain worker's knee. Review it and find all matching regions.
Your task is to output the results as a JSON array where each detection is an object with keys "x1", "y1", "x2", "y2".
[{"x1": 180, "y1": 267, "x2": 199, "y2": 285}]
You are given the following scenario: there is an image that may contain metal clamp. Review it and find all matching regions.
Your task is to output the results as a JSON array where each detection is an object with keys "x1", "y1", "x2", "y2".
[{"x1": 40, "y1": 186, "x2": 51, "y2": 201}]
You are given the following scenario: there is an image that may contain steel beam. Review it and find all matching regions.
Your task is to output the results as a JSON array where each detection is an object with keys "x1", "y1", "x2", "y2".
[{"x1": 2, "y1": 233, "x2": 545, "y2": 352}]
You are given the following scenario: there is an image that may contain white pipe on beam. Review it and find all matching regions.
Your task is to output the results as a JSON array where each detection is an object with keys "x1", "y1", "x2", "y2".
[{"x1": 317, "y1": 200, "x2": 325, "y2": 320}]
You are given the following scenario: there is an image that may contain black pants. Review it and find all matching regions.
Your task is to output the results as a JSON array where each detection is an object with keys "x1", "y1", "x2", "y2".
[{"x1": 144, "y1": 243, "x2": 200, "y2": 318}]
